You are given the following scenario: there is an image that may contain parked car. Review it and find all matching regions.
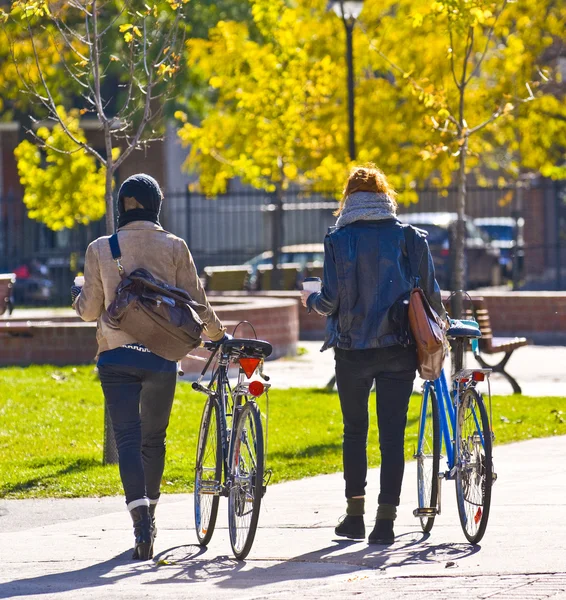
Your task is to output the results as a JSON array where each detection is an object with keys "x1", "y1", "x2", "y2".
[
  {"x1": 399, "y1": 212, "x2": 501, "y2": 289},
  {"x1": 474, "y1": 217, "x2": 524, "y2": 280},
  {"x1": 245, "y1": 244, "x2": 324, "y2": 290},
  {"x1": 246, "y1": 244, "x2": 325, "y2": 270},
  {"x1": 12, "y1": 260, "x2": 54, "y2": 305}
]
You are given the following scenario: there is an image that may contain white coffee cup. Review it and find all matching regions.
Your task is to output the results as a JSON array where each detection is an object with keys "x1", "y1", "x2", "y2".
[
  {"x1": 302, "y1": 277, "x2": 322, "y2": 293},
  {"x1": 74, "y1": 275, "x2": 85, "y2": 287}
]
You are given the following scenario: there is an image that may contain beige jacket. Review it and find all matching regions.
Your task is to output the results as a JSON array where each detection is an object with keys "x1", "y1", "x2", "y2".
[{"x1": 75, "y1": 221, "x2": 225, "y2": 354}]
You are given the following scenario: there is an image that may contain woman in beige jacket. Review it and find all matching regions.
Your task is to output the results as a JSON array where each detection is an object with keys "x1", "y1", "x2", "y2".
[{"x1": 74, "y1": 174, "x2": 226, "y2": 560}]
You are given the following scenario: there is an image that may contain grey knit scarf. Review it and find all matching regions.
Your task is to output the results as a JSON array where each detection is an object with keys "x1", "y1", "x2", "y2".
[{"x1": 335, "y1": 191, "x2": 397, "y2": 228}]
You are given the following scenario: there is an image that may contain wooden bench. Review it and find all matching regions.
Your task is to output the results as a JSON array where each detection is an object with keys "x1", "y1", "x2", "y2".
[
  {"x1": 256, "y1": 263, "x2": 302, "y2": 291},
  {"x1": 0, "y1": 274, "x2": 15, "y2": 317},
  {"x1": 203, "y1": 265, "x2": 252, "y2": 292},
  {"x1": 455, "y1": 295, "x2": 529, "y2": 394}
]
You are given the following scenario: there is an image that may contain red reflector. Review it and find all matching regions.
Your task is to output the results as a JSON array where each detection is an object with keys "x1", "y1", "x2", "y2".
[
  {"x1": 239, "y1": 358, "x2": 261, "y2": 378},
  {"x1": 460, "y1": 378, "x2": 469, "y2": 385},
  {"x1": 248, "y1": 380, "x2": 265, "y2": 397},
  {"x1": 474, "y1": 507, "x2": 483, "y2": 524},
  {"x1": 472, "y1": 372, "x2": 485, "y2": 382}
]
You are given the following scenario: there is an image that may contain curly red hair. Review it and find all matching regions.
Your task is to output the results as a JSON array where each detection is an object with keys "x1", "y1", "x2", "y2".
[{"x1": 335, "y1": 164, "x2": 397, "y2": 216}]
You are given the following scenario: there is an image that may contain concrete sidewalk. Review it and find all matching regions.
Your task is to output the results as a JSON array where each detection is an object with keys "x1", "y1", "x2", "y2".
[{"x1": 1, "y1": 435, "x2": 566, "y2": 599}]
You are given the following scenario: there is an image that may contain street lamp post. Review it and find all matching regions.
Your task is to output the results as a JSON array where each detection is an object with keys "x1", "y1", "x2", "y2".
[{"x1": 329, "y1": 1, "x2": 364, "y2": 161}]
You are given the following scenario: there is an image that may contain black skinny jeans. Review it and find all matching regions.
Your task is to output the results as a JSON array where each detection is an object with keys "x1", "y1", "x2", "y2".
[
  {"x1": 334, "y1": 345, "x2": 417, "y2": 506},
  {"x1": 98, "y1": 364, "x2": 176, "y2": 505}
]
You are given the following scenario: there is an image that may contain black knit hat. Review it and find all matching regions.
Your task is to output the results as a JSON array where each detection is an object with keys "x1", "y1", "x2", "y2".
[{"x1": 117, "y1": 173, "x2": 163, "y2": 217}]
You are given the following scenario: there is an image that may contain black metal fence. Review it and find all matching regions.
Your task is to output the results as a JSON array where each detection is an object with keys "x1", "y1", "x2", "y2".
[
  {"x1": 0, "y1": 194, "x2": 105, "y2": 305},
  {"x1": 2, "y1": 181, "x2": 565, "y2": 304}
]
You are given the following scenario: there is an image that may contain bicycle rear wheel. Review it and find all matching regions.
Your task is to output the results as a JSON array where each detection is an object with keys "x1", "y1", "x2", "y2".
[
  {"x1": 194, "y1": 396, "x2": 222, "y2": 546},
  {"x1": 416, "y1": 385, "x2": 440, "y2": 533},
  {"x1": 228, "y1": 401, "x2": 264, "y2": 560},
  {"x1": 455, "y1": 387, "x2": 493, "y2": 544}
]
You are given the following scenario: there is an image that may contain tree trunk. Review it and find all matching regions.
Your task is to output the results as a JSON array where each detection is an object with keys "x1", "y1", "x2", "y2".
[
  {"x1": 271, "y1": 182, "x2": 284, "y2": 290},
  {"x1": 102, "y1": 155, "x2": 118, "y2": 465},
  {"x1": 104, "y1": 158, "x2": 115, "y2": 235},
  {"x1": 452, "y1": 136, "x2": 468, "y2": 319}
]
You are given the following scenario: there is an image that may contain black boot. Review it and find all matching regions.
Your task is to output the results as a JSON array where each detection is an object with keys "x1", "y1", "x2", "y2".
[
  {"x1": 335, "y1": 515, "x2": 365, "y2": 540},
  {"x1": 130, "y1": 505, "x2": 154, "y2": 560},
  {"x1": 149, "y1": 503, "x2": 157, "y2": 538},
  {"x1": 368, "y1": 519, "x2": 395, "y2": 545}
]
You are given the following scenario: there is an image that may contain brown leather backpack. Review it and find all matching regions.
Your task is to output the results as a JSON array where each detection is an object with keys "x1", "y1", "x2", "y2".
[{"x1": 106, "y1": 234, "x2": 204, "y2": 361}]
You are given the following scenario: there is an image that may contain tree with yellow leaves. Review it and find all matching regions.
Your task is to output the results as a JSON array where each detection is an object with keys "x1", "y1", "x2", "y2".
[
  {"x1": 14, "y1": 108, "x2": 109, "y2": 230},
  {"x1": 2, "y1": 0, "x2": 190, "y2": 233},
  {"x1": 176, "y1": 0, "x2": 347, "y2": 285},
  {"x1": 361, "y1": 0, "x2": 564, "y2": 306}
]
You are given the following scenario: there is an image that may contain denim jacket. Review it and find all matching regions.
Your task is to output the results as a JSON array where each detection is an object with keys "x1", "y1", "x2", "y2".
[{"x1": 307, "y1": 219, "x2": 446, "y2": 351}]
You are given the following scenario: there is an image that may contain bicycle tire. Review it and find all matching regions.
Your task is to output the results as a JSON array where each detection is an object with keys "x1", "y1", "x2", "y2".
[
  {"x1": 228, "y1": 401, "x2": 264, "y2": 560},
  {"x1": 455, "y1": 387, "x2": 493, "y2": 544},
  {"x1": 416, "y1": 385, "x2": 440, "y2": 533},
  {"x1": 194, "y1": 396, "x2": 222, "y2": 546}
]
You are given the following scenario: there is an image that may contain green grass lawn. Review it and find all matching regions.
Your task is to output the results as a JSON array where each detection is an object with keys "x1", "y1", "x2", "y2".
[{"x1": 0, "y1": 365, "x2": 564, "y2": 499}]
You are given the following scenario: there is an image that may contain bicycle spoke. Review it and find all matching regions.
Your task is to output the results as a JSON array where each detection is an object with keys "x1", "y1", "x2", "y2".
[
  {"x1": 229, "y1": 403, "x2": 264, "y2": 560},
  {"x1": 194, "y1": 397, "x2": 222, "y2": 545},
  {"x1": 456, "y1": 388, "x2": 493, "y2": 544}
]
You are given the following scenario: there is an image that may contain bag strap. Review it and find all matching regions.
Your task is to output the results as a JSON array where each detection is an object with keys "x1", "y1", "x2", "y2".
[
  {"x1": 403, "y1": 225, "x2": 426, "y2": 288},
  {"x1": 108, "y1": 234, "x2": 126, "y2": 277}
]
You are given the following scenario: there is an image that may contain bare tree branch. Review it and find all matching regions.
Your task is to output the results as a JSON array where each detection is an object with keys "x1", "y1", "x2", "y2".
[
  {"x1": 449, "y1": 29, "x2": 461, "y2": 91},
  {"x1": 24, "y1": 127, "x2": 86, "y2": 155},
  {"x1": 113, "y1": 70, "x2": 154, "y2": 170},
  {"x1": 90, "y1": 0, "x2": 107, "y2": 124},
  {"x1": 22, "y1": 16, "x2": 106, "y2": 165},
  {"x1": 465, "y1": 0, "x2": 509, "y2": 86}
]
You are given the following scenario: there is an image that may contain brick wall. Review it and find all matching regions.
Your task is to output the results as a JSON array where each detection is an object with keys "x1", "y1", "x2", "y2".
[
  {"x1": 0, "y1": 296, "x2": 299, "y2": 368},
  {"x1": 217, "y1": 290, "x2": 566, "y2": 345},
  {"x1": 479, "y1": 291, "x2": 566, "y2": 343},
  {"x1": 0, "y1": 321, "x2": 98, "y2": 366},
  {"x1": 212, "y1": 291, "x2": 326, "y2": 340}
]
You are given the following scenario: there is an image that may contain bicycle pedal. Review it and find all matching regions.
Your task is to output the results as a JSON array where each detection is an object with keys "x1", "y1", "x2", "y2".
[{"x1": 413, "y1": 507, "x2": 438, "y2": 518}]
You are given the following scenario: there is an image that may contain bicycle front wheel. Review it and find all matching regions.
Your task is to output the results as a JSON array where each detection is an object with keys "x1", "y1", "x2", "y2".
[
  {"x1": 194, "y1": 396, "x2": 222, "y2": 546},
  {"x1": 455, "y1": 388, "x2": 493, "y2": 544},
  {"x1": 228, "y1": 401, "x2": 264, "y2": 560},
  {"x1": 416, "y1": 385, "x2": 440, "y2": 533}
]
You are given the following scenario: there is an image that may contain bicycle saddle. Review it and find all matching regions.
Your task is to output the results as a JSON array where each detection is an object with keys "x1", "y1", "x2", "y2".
[
  {"x1": 447, "y1": 319, "x2": 482, "y2": 338},
  {"x1": 222, "y1": 338, "x2": 273, "y2": 358}
]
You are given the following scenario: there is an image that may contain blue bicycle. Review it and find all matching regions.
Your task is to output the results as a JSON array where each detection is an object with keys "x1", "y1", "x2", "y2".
[{"x1": 414, "y1": 318, "x2": 497, "y2": 544}]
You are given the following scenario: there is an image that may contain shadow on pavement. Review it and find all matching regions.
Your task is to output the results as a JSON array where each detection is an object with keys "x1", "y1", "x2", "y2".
[
  {"x1": 0, "y1": 534, "x2": 480, "y2": 595},
  {"x1": 142, "y1": 531, "x2": 480, "y2": 590},
  {"x1": 0, "y1": 546, "x2": 206, "y2": 598}
]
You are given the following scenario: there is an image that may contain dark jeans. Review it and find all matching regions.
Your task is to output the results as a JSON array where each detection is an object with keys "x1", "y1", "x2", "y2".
[
  {"x1": 98, "y1": 364, "x2": 176, "y2": 505},
  {"x1": 334, "y1": 345, "x2": 417, "y2": 506}
]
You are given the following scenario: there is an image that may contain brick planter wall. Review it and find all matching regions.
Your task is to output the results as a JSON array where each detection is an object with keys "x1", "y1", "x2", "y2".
[
  {"x1": 0, "y1": 321, "x2": 98, "y2": 366},
  {"x1": 212, "y1": 290, "x2": 326, "y2": 340},
  {"x1": 0, "y1": 296, "x2": 299, "y2": 368},
  {"x1": 218, "y1": 290, "x2": 566, "y2": 345},
  {"x1": 478, "y1": 291, "x2": 566, "y2": 344}
]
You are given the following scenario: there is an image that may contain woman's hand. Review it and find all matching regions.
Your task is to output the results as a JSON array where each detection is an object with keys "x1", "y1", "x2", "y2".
[{"x1": 300, "y1": 290, "x2": 313, "y2": 308}]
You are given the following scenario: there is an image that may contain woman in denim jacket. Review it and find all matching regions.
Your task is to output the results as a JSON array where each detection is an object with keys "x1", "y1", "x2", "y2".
[{"x1": 301, "y1": 165, "x2": 445, "y2": 544}]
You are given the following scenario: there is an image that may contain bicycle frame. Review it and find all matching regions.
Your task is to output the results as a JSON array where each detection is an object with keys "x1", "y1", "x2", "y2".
[
  {"x1": 419, "y1": 366, "x2": 493, "y2": 480},
  {"x1": 194, "y1": 345, "x2": 270, "y2": 494},
  {"x1": 420, "y1": 371, "x2": 456, "y2": 473}
]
